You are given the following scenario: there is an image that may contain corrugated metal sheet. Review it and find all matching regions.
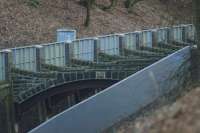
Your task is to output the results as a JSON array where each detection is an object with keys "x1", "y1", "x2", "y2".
[
  {"x1": 72, "y1": 38, "x2": 95, "y2": 61},
  {"x1": 43, "y1": 42, "x2": 66, "y2": 67},
  {"x1": 0, "y1": 52, "x2": 6, "y2": 81},
  {"x1": 99, "y1": 34, "x2": 120, "y2": 55},
  {"x1": 141, "y1": 30, "x2": 152, "y2": 47},
  {"x1": 124, "y1": 32, "x2": 138, "y2": 50},
  {"x1": 12, "y1": 46, "x2": 37, "y2": 72},
  {"x1": 57, "y1": 29, "x2": 76, "y2": 42},
  {"x1": 184, "y1": 24, "x2": 195, "y2": 41},
  {"x1": 157, "y1": 27, "x2": 169, "y2": 43},
  {"x1": 172, "y1": 26, "x2": 183, "y2": 42}
]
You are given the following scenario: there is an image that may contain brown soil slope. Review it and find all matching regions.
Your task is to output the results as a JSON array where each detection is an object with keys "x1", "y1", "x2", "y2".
[{"x1": 0, "y1": 0, "x2": 192, "y2": 49}]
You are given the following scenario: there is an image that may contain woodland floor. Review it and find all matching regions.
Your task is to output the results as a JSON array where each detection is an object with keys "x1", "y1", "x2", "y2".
[{"x1": 0, "y1": 0, "x2": 192, "y2": 49}]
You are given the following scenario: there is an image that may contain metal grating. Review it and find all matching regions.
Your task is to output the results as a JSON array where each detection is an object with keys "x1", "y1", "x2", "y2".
[
  {"x1": 171, "y1": 26, "x2": 183, "y2": 42},
  {"x1": 72, "y1": 38, "x2": 95, "y2": 61},
  {"x1": 141, "y1": 30, "x2": 153, "y2": 47},
  {"x1": 99, "y1": 34, "x2": 120, "y2": 55},
  {"x1": 184, "y1": 24, "x2": 195, "y2": 41},
  {"x1": 124, "y1": 32, "x2": 138, "y2": 50},
  {"x1": 157, "y1": 27, "x2": 169, "y2": 43},
  {"x1": 0, "y1": 52, "x2": 6, "y2": 81},
  {"x1": 43, "y1": 42, "x2": 66, "y2": 67},
  {"x1": 12, "y1": 46, "x2": 37, "y2": 72},
  {"x1": 57, "y1": 29, "x2": 76, "y2": 42}
]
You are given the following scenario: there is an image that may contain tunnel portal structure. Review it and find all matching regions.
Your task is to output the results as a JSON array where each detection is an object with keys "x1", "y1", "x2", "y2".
[{"x1": 0, "y1": 24, "x2": 195, "y2": 133}]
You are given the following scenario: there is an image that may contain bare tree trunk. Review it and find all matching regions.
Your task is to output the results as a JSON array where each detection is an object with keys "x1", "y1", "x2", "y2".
[
  {"x1": 84, "y1": 0, "x2": 95, "y2": 27},
  {"x1": 85, "y1": 0, "x2": 91, "y2": 27}
]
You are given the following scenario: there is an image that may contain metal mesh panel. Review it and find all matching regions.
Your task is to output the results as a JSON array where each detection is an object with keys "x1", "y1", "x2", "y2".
[
  {"x1": 43, "y1": 42, "x2": 66, "y2": 67},
  {"x1": 12, "y1": 46, "x2": 37, "y2": 72},
  {"x1": 72, "y1": 38, "x2": 95, "y2": 61},
  {"x1": 184, "y1": 24, "x2": 195, "y2": 41},
  {"x1": 57, "y1": 30, "x2": 76, "y2": 42},
  {"x1": 157, "y1": 28, "x2": 169, "y2": 43},
  {"x1": 99, "y1": 34, "x2": 120, "y2": 55},
  {"x1": 124, "y1": 32, "x2": 138, "y2": 50},
  {"x1": 0, "y1": 52, "x2": 6, "y2": 81},
  {"x1": 172, "y1": 26, "x2": 183, "y2": 42},
  {"x1": 141, "y1": 30, "x2": 152, "y2": 47}
]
